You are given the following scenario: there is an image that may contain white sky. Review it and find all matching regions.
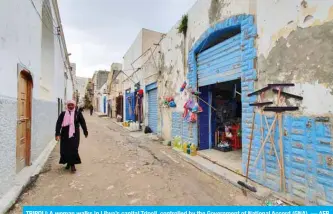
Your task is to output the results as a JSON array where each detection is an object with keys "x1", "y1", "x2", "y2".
[{"x1": 58, "y1": 0, "x2": 197, "y2": 78}]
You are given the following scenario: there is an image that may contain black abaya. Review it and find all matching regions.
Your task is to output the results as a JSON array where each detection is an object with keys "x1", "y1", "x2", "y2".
[{"x1": 55, "y1": 110, "x2": 88, "y2": 165}]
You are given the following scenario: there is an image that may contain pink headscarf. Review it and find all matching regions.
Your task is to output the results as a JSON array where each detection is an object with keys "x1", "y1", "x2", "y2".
[{"x1": 62, "y1": 100, "x2": 76, "y2": 138}]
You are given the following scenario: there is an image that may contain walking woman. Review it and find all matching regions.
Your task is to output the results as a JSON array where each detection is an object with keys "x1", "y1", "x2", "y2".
[
  {"x1": 89, "y1": 104, "x2": 94, "y2": 116},
  {"x1": 55, "y1": 100, "x2": 88, "y2": 172}
]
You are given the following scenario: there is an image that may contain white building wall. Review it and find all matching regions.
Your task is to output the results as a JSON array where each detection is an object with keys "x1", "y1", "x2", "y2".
[
  {"x1": 122, "y1": 28, "x2": 164, "y2": 122},
  {"x1": 76, "y1": 76, "x2": 89, "y2": 103},
  {"x1": 98, "y1": 83, "x2": 108, "y2": 113},
  {"x1": 66, "y1": 76, "x2": 74, "y2": 101},
  {"x1": 0, "y1": 0, "x2": 70, "y2": 198}
]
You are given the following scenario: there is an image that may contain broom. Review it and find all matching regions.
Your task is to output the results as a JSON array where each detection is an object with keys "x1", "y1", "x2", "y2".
[{"x1": 237, "y1": 111, "x2": 257, "y2": 192}]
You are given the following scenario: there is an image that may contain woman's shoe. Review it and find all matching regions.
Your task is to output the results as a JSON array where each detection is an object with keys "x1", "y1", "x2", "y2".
[
  {"x1": 71, "y1": 165, "x2": 76, "y2": 172},
  {"x1": 65, "y1": 164, "x2": 70, "y2": 170}
]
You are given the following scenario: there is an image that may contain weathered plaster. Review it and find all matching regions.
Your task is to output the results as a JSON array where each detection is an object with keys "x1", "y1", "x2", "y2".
[
  {"x1": 208, "y1": 0, "x2": 231, "y2": 24},
  {"x1": 257, "y1": 0, "x2": 333, "y2": 58},
  {"x1": 258, "y1": 21, "x2": 333, "y2": 115},
  {"x1": 0, "y1": 97, "x2": 57, "y2": 198},
  {"x1": 0, "y1": 96, "x2": 17, "y2": 197}
]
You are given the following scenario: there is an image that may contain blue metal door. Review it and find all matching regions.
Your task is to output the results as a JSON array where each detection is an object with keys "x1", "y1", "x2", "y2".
[
  {"x1": 197, "y1": 34, "x2": 242, "y2": 87},
  {"x1": 125, "y1": 92, "x2": 135, "y2": 121},
  {"x1": 198, "y1": 86, "x2": 210, "y2": 150},
  {"x1": 148, "y1": 88, "x2": 158, "y2": 133}
]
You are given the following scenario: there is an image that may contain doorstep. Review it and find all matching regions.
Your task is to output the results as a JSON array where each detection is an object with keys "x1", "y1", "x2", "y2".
[
  {"x1": 172, "y1": 148, "x2": 272, "y2": 201},
  {"x1": 198, "y1": 149, "x2": 243, "y2": 176},
  {"x1": 108, "y1": 118, "x2": 142, "y2": 132},
  {"x1": 109, "y1": 118, "x2": 123, "y2": 128}
]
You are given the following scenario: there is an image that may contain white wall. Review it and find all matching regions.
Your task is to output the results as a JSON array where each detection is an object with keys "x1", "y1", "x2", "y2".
[
  {"x1": 0, "y1": 0, "x2": 69, "y2": 199},
  {"x1": 0, "y1": 0, "x2": 42, "y2": 99},
  {"x1": 66, "y1": 75, "x2": 74, "y2": 101},
  {"x1": 123, "y1": 29, "x2": 163, "y2": 90},
  {"x1": 0, "y1": 0, "x2": 67, "y2": 101},
  {"x1": 123, "y1": 30, "x2": 143, "y2": 91},
  {"x1": 76, "y1": 76, "x2": 88, "y2": 102},
  {"x1": 111, "y1": 63, "x2": 122, "y2": 72},
  {"x1": 122, "y1": 28, "x2": 164, "y2": 122}
]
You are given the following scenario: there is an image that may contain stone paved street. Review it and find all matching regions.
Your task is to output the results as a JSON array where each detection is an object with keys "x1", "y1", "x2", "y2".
[{"x1": 8, "y1": 113, "x2": 260, "y2": 213}]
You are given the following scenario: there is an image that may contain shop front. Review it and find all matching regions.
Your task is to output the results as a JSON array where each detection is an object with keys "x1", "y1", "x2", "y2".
[
  {"x1": 196, "y1": 31, "x2": 243, "y2": 172},
  {"x1": 185, "y1": 15, "x2": 257, "y2": 174},
  {"x1": 124, "y1": 84, "x2": 144, "y2": 130}
]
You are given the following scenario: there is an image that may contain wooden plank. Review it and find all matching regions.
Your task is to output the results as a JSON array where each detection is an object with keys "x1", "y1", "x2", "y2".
[
  {"x1": 272, "y1": 89, "x2": 303, "y2": 100},
  {"x1": 263, "y1": 106, "x2": 299, "y2": 112},
  {"x1": 249, "y1": 102, "x2": 273, "y2": 106},
  {"x1": 247, "y1": 86, "x2": 270, "y2": 97}
]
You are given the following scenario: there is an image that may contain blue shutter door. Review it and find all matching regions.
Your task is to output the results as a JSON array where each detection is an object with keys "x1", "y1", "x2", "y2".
[
  {"x1": 197, "y1": 34, "x2": 242, "y2": 87},
  {"x1": 148, "y1": 88, "x2": 158, "y2": 133},
  {"x1": 198, "y1": 86, "x2": 210, "y2": 150}
]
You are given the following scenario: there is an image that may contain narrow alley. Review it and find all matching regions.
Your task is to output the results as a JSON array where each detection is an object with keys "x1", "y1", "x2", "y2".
[{"x1": 9, "y1": 113, "x2": 260, "y2": 212}]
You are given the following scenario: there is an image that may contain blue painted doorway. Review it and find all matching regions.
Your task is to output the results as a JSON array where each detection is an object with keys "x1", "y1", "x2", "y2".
[
  {"x1": 146, "y1": 83, "x2": 158, "y2": 133},
  {"x1": 197, "y1": 31, "x2": 242, "y2": 150},
  {"x1": 125, "y1": 89, "x2": 135, "y2": 121}
]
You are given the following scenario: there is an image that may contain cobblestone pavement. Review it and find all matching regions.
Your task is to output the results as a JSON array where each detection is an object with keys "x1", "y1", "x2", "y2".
[{"x1": 8, "y1": 113, "x2": 260, "y2": 213}]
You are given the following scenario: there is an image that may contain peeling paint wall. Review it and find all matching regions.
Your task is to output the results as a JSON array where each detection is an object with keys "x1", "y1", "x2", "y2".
[
  {"x1": 245, "y1": 0, "x2": 333, "y2": 205},
  {"x1": 257, "y1": 0, "x2": 333, "y2": 115}
]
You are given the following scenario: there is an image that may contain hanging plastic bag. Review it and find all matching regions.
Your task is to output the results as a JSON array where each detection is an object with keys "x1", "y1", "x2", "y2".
[
  {"x1": 189, "y1": 113, "x2": 197, "y2": 123},
  {"x1": 169, "y1": 101, "x2": 176, "y2": 108},
  {"x1": 191, "y1": 103, "x2": 199, "y2": 113},
  {"x1": 184, "y1": 113, "x2": 190, "y2": 122},
  {"x1": 183, "y1": 101, "x2": 189, "y2": 118},
  {"x1": 186, "y1": 99, "x2": 195, "y2": 110},
  {"x1": 226, "y1": 132, "x2": 233, "y2": 138}
]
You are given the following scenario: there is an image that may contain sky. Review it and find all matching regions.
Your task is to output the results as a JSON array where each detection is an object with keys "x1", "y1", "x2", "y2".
[{"x1": 58, "y1": 0, "x2": 197, "y2": 78}]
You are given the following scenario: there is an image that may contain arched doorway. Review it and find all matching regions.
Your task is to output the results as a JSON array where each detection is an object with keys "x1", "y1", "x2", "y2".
[
  {"x1": 16, "y1": 70, "x2": 33, "y2": 172},
  {"x1": 186, "y1": 15, "x2": 257, "y2": 173}
]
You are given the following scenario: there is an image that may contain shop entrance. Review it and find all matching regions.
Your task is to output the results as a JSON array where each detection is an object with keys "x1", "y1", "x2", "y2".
[{"x1": 198, "y1": 78, "x2": 242, "y2": 172}]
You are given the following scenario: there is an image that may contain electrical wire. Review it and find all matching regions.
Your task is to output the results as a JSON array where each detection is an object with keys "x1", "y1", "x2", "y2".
[
  {"x1": 28, "y1": 0, "x2": 57, "y2": 35},
  {"x1": 37, "y1": 0, "x2": 71, "y2": 76},
  {"x1": 43, "y1": 0, "x2": 57, "y2": 26},
  {"x1": 122, "y1": 34, "x2": 166, "y2": 83},
  {"x1": 28, "y1": 0, "x2": 69, "y2": 74}
]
